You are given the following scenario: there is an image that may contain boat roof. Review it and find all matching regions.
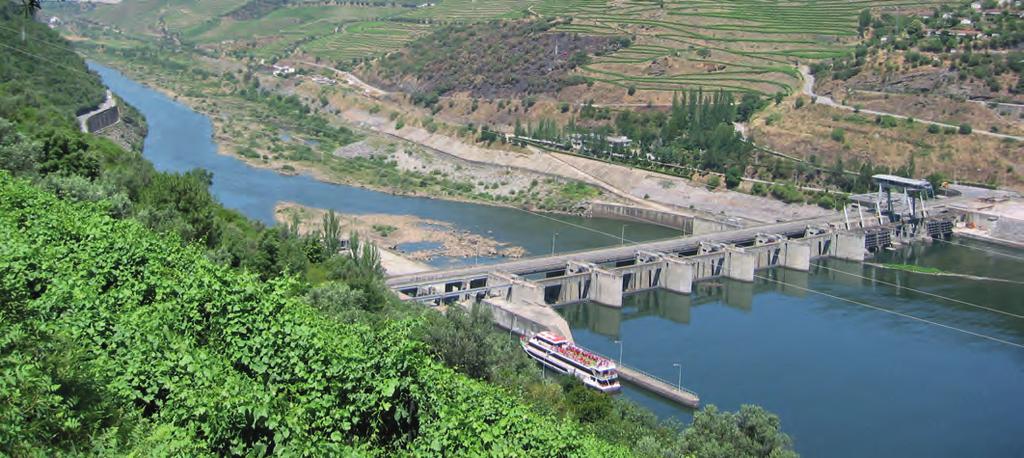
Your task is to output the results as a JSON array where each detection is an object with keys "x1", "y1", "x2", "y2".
[{"x1": 536, "y1": 331, "x2": 567, "y2": 344}]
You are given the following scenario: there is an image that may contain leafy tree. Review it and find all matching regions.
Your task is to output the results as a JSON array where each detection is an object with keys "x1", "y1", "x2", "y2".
[
  {"x1": 681, "y1": 405, "x2": 797, "y2": 458},
  {"x1": 858, "y1": 9, "x2": 873, "y2": 36},
  {"x1": 725, "y1": 166, "x2": 743, "y2": 189}
]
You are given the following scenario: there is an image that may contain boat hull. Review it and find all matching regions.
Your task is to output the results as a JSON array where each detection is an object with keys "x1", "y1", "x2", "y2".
[{"x1": 522, "y1": 341, "x2": 621, "y2": 393}]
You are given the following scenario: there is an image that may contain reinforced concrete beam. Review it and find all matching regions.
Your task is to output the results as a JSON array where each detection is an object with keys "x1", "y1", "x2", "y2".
[
  {"x1": 662, "y1": 257, "x2": 694, "y2": 294},
  {"x1": 590, "y1": 266, "x2": 624, "y2": 308},
  {"x1": 490, "y1": 272, "x2": 544, "y2": 306},
  {"x1": 782, "y1": 240, "x2": 811, "y2": 272},
  {"x1": 725, "y1": 247, "x2": 755, "y2": 282},
  {"x1": 834, "y1": 231, "x2": 867, "y2": 262}
]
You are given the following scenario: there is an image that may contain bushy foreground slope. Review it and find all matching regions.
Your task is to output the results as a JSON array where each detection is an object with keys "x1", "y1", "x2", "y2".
[{"x1": 0, "y1": 173, "x2": 625, "y2": 456}]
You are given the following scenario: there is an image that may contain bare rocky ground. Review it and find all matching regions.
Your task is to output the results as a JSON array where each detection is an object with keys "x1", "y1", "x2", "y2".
[
  {"x1": 335, "y1": 100, "x2": 832, "y2": 225},
  {"x1": 332, "y1": 137, "x2": 553, "y2": 204}
]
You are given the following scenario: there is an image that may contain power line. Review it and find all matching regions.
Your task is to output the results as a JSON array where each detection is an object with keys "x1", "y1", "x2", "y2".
[
  {"x1": 0, "y1": 41, "x2": 93, "y2": 78},
  {"x1": 931, "y1": 236, "x2": 1024, "y2": 262},
  {"x1": 755, "y1": 273, "x2": 1024, "y2": 350},
  {"x1": 812, "y1": 262, "x2": 1024, "y2": 320}
]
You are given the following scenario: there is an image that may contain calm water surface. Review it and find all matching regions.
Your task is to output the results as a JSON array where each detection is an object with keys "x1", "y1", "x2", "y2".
[
  {"x1": 562, "y1": 241, "x2": 1024, "y2": 457},
  {"x1": 91, "y1": 62, "x2": 1024, "y2": 457}
]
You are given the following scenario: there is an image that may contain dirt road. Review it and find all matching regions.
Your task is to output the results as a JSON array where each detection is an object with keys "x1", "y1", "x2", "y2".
[{"x1": 799, "y1": 65, "x2": 1024, "y2": 142}]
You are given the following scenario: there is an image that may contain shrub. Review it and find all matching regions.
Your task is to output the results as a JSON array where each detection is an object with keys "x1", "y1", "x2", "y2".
[
  {"x1": 927, "y1": 124, "x2": 941, "y2": 134},
  {"x1": 817, "y1": 194, "x2": 836, "y2": 209},
  {"x1": 830, "y1": 128, "x2": 846, "y2": 142},
  {"x1": 958, "y1": 123, "x2": 972, "y2": 135},
  {"x1": 706, "y1": 175, "x2": 721, "y2": 190},
  {"x1": 794, "y1": 97, "x2": 805, "y2": 109}
]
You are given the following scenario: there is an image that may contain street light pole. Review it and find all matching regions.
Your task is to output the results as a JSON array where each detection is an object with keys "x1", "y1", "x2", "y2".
[
  {"x1": 672, "y1": 363, "x2": 682, "y2": 390},
  {"x1": 614, "y1": 339, "x2": 623, "y2": 365},
  {"x1": 620, "y1": 224, "x2": 628, "y2": 245},
  {"x1": 551, "y1": 232, "x2": 558, "y2": 255}
]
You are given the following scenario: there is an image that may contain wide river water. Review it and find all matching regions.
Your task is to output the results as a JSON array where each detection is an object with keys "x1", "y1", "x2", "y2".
[{"x1": 91, "y1": 62, "x2": 1024, "y2": 457}]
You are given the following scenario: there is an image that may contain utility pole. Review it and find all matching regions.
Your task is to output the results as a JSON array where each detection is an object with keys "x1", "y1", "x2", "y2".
[
  {"x1": 672, "y1": 362, "x2": 682, "y2": 390},
  {"x1": 551, "y1": 232, "x2": 558, "y2": 255},
  {"x1": 615, "y1": 339, "x2": 623, "y2": 366},
  {"x1": 620, "y1": 224, "x2": 628, "y2": 245}
]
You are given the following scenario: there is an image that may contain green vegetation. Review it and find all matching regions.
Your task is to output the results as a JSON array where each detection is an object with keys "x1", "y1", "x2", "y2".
[
  {"x1": 811, "y1": 1, "x2": 1024, "y2": 96},
  {"x1": 301, "y1": 21, "x2": 430, "y2": 67},
  {"x1": 56, "y1": 0, "x2": 952, "y2": 96},
  {"x1": 531, "y1": 0, "x2": 950, "y2": 94},
  {"x1": 0, "y1": 7, "x2": 105, "y2": 121},
  {"x1": 0, "y1": 171, "x2": 629, "y2": 455},
  {"x1": 880, "y1": 263, "x2": 945, "y2": 274},
  {"x1": 372, "y1": 223, "x2": 398, "y2": 237},
  {"x1": 830, "y1": 127, "x2": 846, "y2": 142},
  {"x1": 2, "y1": 7, "x2": 800, "y2": 456}
]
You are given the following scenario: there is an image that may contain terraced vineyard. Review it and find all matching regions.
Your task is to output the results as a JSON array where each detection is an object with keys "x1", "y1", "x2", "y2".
[
  {"x1": 394, "y1": 0, "x2": 532, "y2": 21},
  {"x1": 529, "y1": 0, "x2": 953, "y2": 95},
  {"x1": 185, "y1": 5, "x2": 403, "y2": 44},
  {"x1": 79, "y1": 0, "x2": 249, "y2": 36},
  {"x1": 60, "y1": 0, "x2": 956, "y2": 94},
  {"x1": 300, "y1": 21, "x2": 431, "y2": 63}
]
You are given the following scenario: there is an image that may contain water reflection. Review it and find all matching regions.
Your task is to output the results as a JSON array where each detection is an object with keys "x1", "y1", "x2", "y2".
[{"x1": 559, "y1": 239, "x2": 1024, "y2": 458}]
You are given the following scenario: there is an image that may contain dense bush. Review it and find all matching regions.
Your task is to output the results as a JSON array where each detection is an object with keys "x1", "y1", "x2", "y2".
[{"x1": 0, "y1": 173, "x2": 626, "y2": 456}]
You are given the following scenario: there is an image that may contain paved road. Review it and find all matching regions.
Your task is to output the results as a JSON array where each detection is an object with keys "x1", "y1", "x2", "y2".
[
  {"x1": 76, "y1": 89, "x2": 116, "y2": 133},
  {"x1": 798, "y1": 65, "x2": 1024, "y2": 142}
]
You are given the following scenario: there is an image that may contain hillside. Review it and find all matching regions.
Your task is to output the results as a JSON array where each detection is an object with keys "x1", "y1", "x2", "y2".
[
  {"x1": 750, "y1": 0, "x2": 1023, "y2": 190},
  {"x1": 2, "y1": 6, "x2": 801, "y2": 456},
  {"x1": 361, "y1": 19, "x2": 629, "y2": 98}
]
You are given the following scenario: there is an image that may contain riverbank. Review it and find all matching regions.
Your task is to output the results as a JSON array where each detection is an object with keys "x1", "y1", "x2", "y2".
[
  {"x1": 274, "y1": 201, "x2": 526, "y2": 265},
  {"x1": 73, "y1": 44, "x2": 626, "y2": 217},
  {"x1": 69, "y1": 29, "x2": 830, "y2": 227}
]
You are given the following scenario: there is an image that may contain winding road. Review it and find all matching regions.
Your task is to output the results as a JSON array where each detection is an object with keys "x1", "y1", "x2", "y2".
[{"x1": 798, "y1": 65, "x2": 1024, "y2": 142}]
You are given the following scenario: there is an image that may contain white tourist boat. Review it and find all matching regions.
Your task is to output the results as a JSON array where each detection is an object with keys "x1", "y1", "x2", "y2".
[{"x1": 521, "y1": 332, "x2": 621, "y2": 392}]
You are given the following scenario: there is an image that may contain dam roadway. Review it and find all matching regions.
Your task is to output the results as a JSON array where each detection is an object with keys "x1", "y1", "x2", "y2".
[{"x1": 386, "y1": 217, "x2": 839, "y2": 288}]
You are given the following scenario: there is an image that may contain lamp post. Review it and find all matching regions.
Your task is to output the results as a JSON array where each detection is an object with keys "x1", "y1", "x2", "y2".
[
  {"x1": 672, "y1": 363, "x2": 682, "y2": 390},
  {"x1": 614, "y1": 339, "x2": 623, "y2": 366},
  {"x1": 551, "y1": 232, "x2": 559, "y2": 255},
  {"x1": 620, "y1": 224, "x2": 629, "y2": 245}
]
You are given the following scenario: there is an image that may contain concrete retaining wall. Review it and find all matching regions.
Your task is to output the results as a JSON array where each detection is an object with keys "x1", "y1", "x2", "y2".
[
  {"x1": 991, "y1": 216, "x2": 1024, "y2": 243},
  {"x1": 589, "y1": 201, "x2": 737, "y2": 235},
  {"x1": 86, "y1": 106, "x2": 120, "y2": 133}
]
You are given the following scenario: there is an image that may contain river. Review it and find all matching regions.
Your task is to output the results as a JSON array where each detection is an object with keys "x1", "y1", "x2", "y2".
[
  {"x1": 87, "y1": 62, "x2": 678, "y2": 267},
  {"x1": 90, "y1": 62, "x2": 1024, "y2": 457},
  {"x1": 562, "y1": 241, "x2": 1024, "y2": 457}
]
